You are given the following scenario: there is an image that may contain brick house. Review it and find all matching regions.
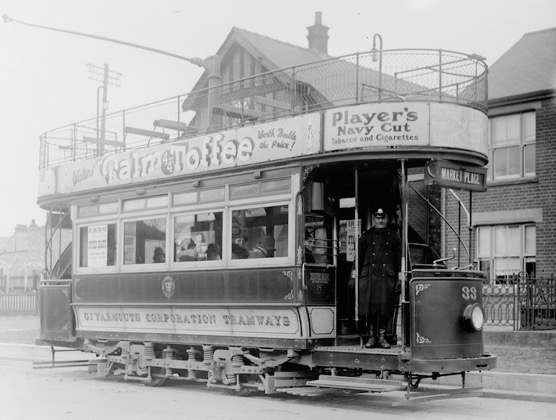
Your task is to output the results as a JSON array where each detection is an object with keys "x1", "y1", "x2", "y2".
[{"x1": 445, "y1": 27, "x2": 556, "y2": 281}]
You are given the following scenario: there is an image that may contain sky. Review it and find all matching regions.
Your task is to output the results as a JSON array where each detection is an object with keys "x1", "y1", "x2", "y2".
[{"x1": 0, "y1": 0, "x2": 554, "y2": 237}]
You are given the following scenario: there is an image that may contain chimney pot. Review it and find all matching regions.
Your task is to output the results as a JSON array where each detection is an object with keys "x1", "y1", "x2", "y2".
[{"x1": 307, "y1": 11, "x2": 329, "y2": 54}]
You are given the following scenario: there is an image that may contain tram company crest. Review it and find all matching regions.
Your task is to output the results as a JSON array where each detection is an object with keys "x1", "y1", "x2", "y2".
[{"x1": 161, "y1": 276, "x2": 176, "y2": 299}]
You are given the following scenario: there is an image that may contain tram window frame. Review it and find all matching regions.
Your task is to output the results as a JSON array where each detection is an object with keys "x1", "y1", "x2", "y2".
[
  {"x1": 229, "y1": 201, "x2": 292, "y2": 266},
  {"x1": 172, "y1": 210, "x2": 224, "y2": 267},
  {"x1": 120, "y1": 215, "x2": 169, "y2": 270}
]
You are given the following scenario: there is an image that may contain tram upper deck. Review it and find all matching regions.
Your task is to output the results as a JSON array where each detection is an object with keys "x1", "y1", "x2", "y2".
[{"x1": 38, "y1": 48, "x2": 487, "y2": 207}]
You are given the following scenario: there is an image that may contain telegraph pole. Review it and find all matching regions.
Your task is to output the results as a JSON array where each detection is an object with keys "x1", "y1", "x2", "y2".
[{"x1": 87, "y1": 63, "x2": 121, "y2": 153}]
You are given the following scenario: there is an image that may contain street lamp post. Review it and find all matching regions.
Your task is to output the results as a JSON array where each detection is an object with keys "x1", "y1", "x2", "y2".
[{"x1": 371, "y1": 33, "x2": 383, "y2": 100}]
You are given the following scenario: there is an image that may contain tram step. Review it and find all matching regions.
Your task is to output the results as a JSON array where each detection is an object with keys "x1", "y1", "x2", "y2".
[
  {"x1": 307, "y1": 375, "x2": 405, "y2": 393},
  {"x1": 282, "y1": 387, "x2": 336, "y2": 397}
]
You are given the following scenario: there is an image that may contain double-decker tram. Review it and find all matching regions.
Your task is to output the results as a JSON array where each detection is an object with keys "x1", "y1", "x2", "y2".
[{"x1": 37, "y1": 47, "x2": 496, "y2": 401}]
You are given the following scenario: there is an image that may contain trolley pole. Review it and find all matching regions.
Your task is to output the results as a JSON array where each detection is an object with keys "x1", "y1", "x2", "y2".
[{"x1": 3, "y1": 15, "x2": 221, "y2": 130}]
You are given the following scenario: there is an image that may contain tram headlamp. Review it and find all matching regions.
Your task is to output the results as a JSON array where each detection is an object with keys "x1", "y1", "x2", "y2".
[{"x1": 462, "y1": 303, "x2": 486, "y2": 332}]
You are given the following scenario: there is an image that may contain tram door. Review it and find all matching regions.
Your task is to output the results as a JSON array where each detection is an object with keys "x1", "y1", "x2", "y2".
[{"x1": 303, "y1": 163, "x2": 402, "y2": 336}]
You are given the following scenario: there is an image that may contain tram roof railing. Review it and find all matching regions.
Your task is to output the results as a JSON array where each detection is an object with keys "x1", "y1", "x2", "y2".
[{"x1": 39, "y1": 48, "x2": 487, "y2": 169}]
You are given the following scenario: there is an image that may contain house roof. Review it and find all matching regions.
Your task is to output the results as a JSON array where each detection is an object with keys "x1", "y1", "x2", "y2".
[
  {"x1": 489, "y1": 27, "x2": 556, "y2": 101},
  {"x1": 189, "y1": 27, "x2": 332, "y2": 93},
  {"x1": 226, "y1": 27, "x2": 331, "y2": 69},
  {"x1": 186, "y1": 26, "x2": 428, "y2": 112}
]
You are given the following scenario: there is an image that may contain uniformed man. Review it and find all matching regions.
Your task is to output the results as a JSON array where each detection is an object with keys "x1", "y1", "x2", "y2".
[{"x1": 358, "y1": 207, "x2": 401, "y2": 348}]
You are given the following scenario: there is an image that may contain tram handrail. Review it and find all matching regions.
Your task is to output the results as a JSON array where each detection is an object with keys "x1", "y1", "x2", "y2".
[
  {"x1": 39, "y1": 48, "x2": 487, "y2": 169},
  {"x1": 406, "y1": 180, "x2": 470, "y2": 258}
]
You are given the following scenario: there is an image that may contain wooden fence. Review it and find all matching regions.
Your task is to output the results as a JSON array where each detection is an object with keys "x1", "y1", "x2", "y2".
[{"x1": 0, "y1": 290, "x2": 38, "y2": 316}]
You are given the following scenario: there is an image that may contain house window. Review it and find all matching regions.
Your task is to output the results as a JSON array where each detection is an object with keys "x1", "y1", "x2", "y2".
[
  {"x1": 476, "y1": 224, "x2": 536, "y2": 282},
  {"x1": 489, "y1": 112, "x2": 535, "y2": 180}
]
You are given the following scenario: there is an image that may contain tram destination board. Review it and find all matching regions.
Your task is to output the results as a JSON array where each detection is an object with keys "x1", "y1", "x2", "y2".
[{"x1": 425, "y1": 160, "x2": 487, "y2": 192}]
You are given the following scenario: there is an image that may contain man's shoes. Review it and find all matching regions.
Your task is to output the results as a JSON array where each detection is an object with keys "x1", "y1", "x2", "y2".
[
  {"x1": 365, "y1": 337, "x2": 376, "y2": 348},
  {"x1": 378, "y1": 330, "x2": 391, "y2": 348},
  {"x1": 378, "y1": 336, "x2": 391, "y2": 348}
]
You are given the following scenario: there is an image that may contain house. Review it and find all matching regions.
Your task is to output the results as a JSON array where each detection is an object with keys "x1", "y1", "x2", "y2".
[
  {"x1": 446, "y1": 27, "x2": 556, "y2": 281},
  {"x1": 0, "y1": 220, "x2": 44, "y2": 290},
  {"x1": 180, "y1": 12, "x2": 426, "y2": 135}
]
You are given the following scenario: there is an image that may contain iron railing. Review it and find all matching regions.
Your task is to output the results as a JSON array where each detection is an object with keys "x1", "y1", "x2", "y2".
[
  {"x1": 483, "y1": 275, "x2": 556, "y2": 330},
  {"x1": 39, "y1": 48, "x2": 487, "y2": 169}
]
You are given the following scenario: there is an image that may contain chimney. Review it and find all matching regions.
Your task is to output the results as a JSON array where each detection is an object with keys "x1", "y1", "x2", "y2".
[{"x1": 307, "y1": 11, "x2": 329, "y2": 54}]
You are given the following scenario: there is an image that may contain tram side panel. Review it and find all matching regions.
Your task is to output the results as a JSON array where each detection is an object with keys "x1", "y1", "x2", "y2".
[
  {"x1": 64, "y1": 266, "x2": 337, "y2": 348},
  {"x1": 38, "y1": 282, "x2": 77, "y2": 344}
]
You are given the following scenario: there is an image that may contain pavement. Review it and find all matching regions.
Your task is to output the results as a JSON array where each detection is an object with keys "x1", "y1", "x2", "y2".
[{"x1": 1, "y1": 316, "x2": 555, "y2": 402}]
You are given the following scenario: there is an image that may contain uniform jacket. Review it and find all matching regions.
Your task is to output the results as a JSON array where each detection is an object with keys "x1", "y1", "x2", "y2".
[{"x1": 357, "y1": 226, "x2": 401, "y2": 317}]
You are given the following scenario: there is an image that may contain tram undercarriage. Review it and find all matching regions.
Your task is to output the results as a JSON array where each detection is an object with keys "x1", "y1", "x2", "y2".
[{"x1": 77, "y1": 337, "x2": 495, "y2": 401}]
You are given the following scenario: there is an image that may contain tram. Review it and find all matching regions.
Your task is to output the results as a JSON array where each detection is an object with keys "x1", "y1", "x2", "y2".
[{"x1": 37, "y1": 47, "x2": 495, "y2": 400}]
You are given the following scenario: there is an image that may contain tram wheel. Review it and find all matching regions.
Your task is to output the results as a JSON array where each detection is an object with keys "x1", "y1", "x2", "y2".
[
  {"x1": 225, "y1": 387, "x2": 255, "y2": 397},
  {"x1": 145, "y1": 368, "x2": 168, "y2": 387}
]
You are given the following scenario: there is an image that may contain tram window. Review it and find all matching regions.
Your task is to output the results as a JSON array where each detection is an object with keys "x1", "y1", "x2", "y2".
[
  {"x1": 78, "y1": 205, "x2": 98, "y2": 218},
  {"x1": 123, "y1": 218, "x2": 167, "y2": 265},
  {"x1": 230, "y1": 178, "x2": 290, "y2": 200},
  {"x1": 199, "y1": 188, "x2": 225, "y2": 202},
  {"x1": 79, "y1": 202, "x2": 119, "y2": 218},
  {"x1": 146, "y1": 195, "x2": 169, "y2": 208},
  {"x1": 123, "y1": 195, "x2": 168, "y2": 212},
  {"x1": 173, "y1": 188, "x2": 225, "y2": 207},
  {"x1": 173, "y1": 212, "x2": 223, "y2": 262},
  {"x1": 79, "y1": 223, "x2": 117, "y2": 268},
  {"x1": 230, "y1": 183, "x2": 258, "y2": 200},
  {"x1": 231, "y1": 205, "x2": 288, "y2": 259},
  {"x1": 173, "y1": 191, "x2": 197, "y2": 206},
  {"x1": 99, "y1": 202, "x2": 118, "y2": 214},
  {"x1": 305, "y1": 215, "x2": 332, "y2": 264},
  {"x1": 123, "y1": 198, "x2": 146, "y2": 212},
  {"x1": 260, "y1": 179, "x2": 290, "y2": 195}
]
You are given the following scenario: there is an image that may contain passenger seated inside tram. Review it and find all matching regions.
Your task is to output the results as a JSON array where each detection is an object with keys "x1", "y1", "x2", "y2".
[
  {"x1": 206, "y1": 243, "x2": 221, "y2": 260},
  {"x1": 152, "y1": 247, "x2": 165, "y2": 263},
  {"x1": 248, "y1": 235, "x2": 275, "y2": 258},
  {"x1": 177, "y1": 239, "x2": 198, "y2": 261},
  {"x1": 195, "y1": 233, "x2": 207, "y2": 260},
  {"x1": 232, "y1": 235, "x2": 250, "y2": 259}
]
